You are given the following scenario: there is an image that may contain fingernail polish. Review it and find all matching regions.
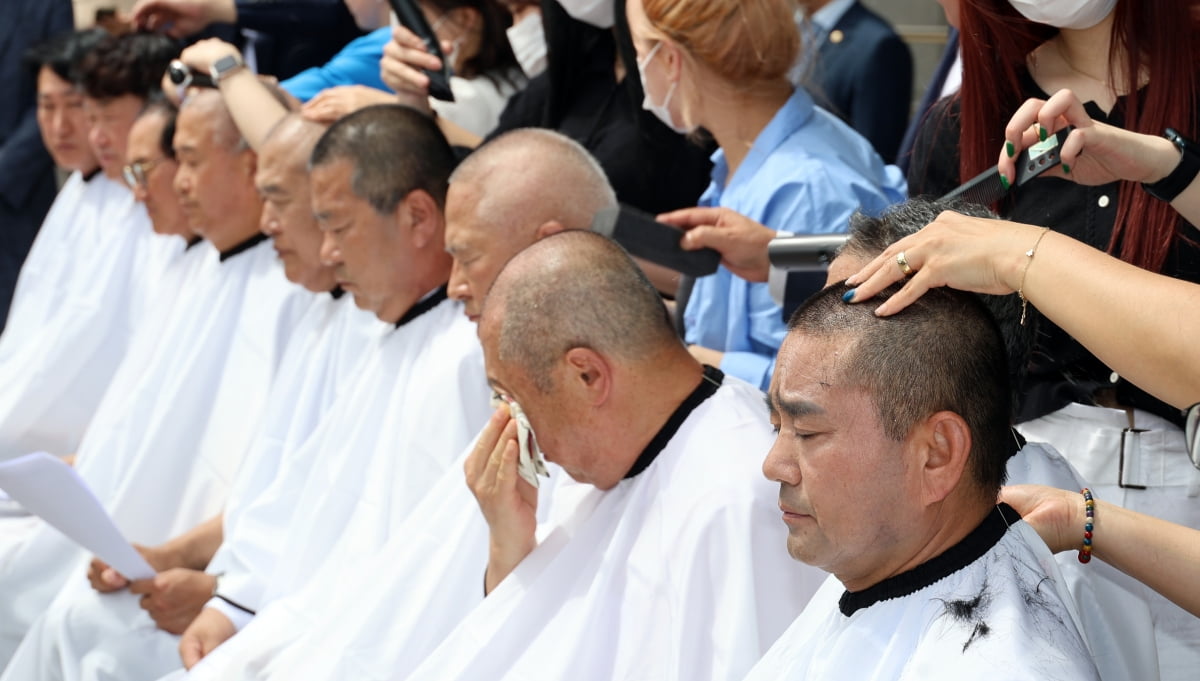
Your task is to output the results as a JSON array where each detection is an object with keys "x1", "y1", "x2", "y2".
[
  {"x1": 1005, "y1": 141, "x2": 1015, "y2": 158},
  {"x1": 1061, "y1": 163, "x2": 1070, "y2": 174},
  {"x1": 999, "y1": 171, "x2": 1011, "y2": 191},
  {"x1": 841, "y1": 288, "x2": 857, "y2": 303},
  {"x1": 1039, "y1": 126, "x2": 1048, "y2": 142}
]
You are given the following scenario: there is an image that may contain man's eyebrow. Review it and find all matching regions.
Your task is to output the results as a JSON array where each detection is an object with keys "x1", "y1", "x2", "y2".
[{"x1": 766, "y1": 392, "x2": 824, "y2": 419}]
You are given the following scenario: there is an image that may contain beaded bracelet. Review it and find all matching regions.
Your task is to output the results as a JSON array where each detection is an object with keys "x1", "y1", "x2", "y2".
[{"x1": 1078, "y1": 488, "x2": 1095, "y2": 564}]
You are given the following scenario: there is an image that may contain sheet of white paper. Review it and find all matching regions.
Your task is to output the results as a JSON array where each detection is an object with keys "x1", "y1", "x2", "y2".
[{"x1": 0, "y1": 452, "x2": 156, "y2": 579}]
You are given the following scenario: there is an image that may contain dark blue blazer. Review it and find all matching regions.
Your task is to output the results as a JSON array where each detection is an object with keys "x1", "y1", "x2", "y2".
[
  {"x1": 807, "y1": 1, "x2": 913, "y2": 164},
  {"x1": 0, "y1": 0, "x2": 73, "y2": 331}
]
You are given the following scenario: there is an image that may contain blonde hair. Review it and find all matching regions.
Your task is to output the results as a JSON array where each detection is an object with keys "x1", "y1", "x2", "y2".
[{"x1": 641, "y1": 0, "x2": 799, "y2": 85}]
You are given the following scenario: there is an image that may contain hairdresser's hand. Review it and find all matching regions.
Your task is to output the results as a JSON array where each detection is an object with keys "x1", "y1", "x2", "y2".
[
  {"x1": 379, "y1": 25, "x2": 448, "y2": 116},
  {"x1": 999, "y1": 89, "x2": 1182, "y2": 188},
  {"x1": 844, "y1": 211, "x2": 1046, "y2": 315},
  {"x1": 132, "y1": 0, "x2": 236, "y2": 38},
  {"x1": 302, "y1": 86, "x2": 398, "y2": 124},
  {"x1": 1000, "y1": 484, "x2": 1082, "y2": 554},
  {"x1": 657, "y1": 206, "x2": 774, "y2": 282}
]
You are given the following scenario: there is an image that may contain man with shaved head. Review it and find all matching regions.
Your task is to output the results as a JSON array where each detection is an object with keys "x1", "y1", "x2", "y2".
[
  {"x1": 394, "y1": 231, "x2": 824, "y2": 681},
  {"x1": 444, "y1": 128, "x2": 617, "y2": 322},
  {"x1": 0, "y1": 87, "x2": 314, "y2": 668},
  {"x1": 743, "y1": 279, "x2": 1098, "y2": 680}
]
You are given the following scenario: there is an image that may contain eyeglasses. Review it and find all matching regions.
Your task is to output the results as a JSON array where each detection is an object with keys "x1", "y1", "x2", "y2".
[
  {"x1": 122, "y1": 158, "x2": 164, "y2": 189},
  {"x1": 1186, "y1": 402, "x2": 1200, "y2": 470}
]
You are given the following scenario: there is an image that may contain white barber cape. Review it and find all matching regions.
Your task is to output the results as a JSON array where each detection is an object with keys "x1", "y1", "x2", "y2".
[
  {"x1": 173, "y1": 291, "x2": 492, "y2": 681},
  {"x1": 0, "y1": 174, "x2": 185, "y2": 461},
  {"x1": 0, "y1": 236, "x2": 312, "y2": 667},
  {"x1": 0, "y1": 291, "x2": 385, "y2": 681},
  {"x1": 390, "y1": 369, "x2": 826, "y2": 681},
  {"x1": 1006, "y1": 441, "x2": 1158, "y2": 681},
  {"x1": 742, "y1": 506, "x2": 1101, "y2": 681},
  {"x1": 2, "y1": 170, "x2": 113, "y2": 338},
  {"x1": 191, "y1": 448, "x2": 581, "y2": 681}
]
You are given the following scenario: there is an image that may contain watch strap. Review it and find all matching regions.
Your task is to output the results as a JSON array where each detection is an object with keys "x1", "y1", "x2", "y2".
[
  {"x1": 1143, "y1": 128, "x2": 1200, "y2": 203},
  {"x1": 210, "y1": 54, "x2": 245, "y2": 84}
]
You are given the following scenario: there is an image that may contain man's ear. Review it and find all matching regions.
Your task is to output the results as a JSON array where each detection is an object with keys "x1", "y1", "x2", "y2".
[
  {"x1": 911, "y1": 410, "x2": 972, "y2": 507},
  {"x1": 239, "y1": 148, "x2": 258, "y2": 181},
  {"x1": 534, "y1": 220, "x2": 566, "y2": 240},
  {"x1": 402, "y1": 189, "x2": 441, "y2": 249},
  {"x1": 561, "y1": 347, "x2": 612, "y2": 407}
]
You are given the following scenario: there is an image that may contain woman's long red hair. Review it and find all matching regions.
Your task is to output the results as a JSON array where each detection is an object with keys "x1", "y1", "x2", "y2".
[{"x1": 957, "y1": 0, "x2": 1200, "y2": 273}]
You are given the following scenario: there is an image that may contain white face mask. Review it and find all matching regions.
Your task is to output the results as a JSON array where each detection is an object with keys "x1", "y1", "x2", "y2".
[
  {"x1": 492, "y1": 395, "x2": 550, "y2": 488},
  {"x1": 1007, "y1": 0, "x2": 1117, "y2": 30},
  {"x1": 506, "y1": 11, "x2": 548, "y2": 78},
  {"x1": 638, "y1": 42, "x2": 689, "y2": 134},
  {"x1": 555, "y1": 0, "x2": 613, "y2": 28}
]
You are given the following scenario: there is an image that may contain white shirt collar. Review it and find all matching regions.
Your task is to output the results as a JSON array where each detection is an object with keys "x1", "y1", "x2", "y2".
[{"x1": 810, "y1": 0, "x2": 857, "y2": 31}]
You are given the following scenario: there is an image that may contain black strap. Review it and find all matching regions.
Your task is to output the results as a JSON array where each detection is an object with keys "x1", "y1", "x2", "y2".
[
  {"x1": 395, "y1": 286, "x2": 448, "y2": 328},
  {"x1": 214, "y1": 593, "x2": 257, "y2": 616},
  {"x1": 838, "y1": 503, "x2": 1019, "y2": 616},
  {"x1": 218, "y1": 232, "x2": 268, "y2": 262},
  {"x1": 624, "y1": 365, "x2": 724, "y2": 479}
]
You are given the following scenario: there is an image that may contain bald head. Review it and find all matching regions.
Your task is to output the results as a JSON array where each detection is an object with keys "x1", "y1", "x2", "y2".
[
  {"x1": 481, "y1": 231, "x2": 679, "y2": 392},
  {"x1": 451, "y1": 128, "x2": 617, "y2": 235},
  {"x1": 260, "y1": 114, "x2": 324, "y2": 173},
  {"x1": 178, "y1": 89, "x2": 244, "y2": 152},
  {"x1": 446, "y1": 129, "x2": 617, "y2": 320}
]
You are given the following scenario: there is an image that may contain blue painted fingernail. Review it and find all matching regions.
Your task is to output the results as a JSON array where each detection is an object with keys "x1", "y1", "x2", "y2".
[{"x1": 842, "y1": 288, "x2": 857, "y2": 303}]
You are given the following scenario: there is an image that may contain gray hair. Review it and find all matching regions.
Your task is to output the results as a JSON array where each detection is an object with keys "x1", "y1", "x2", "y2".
[
  {"x1": 482, "y1": 231, "x2": 679, "y2": 392},
  {"x1": 450, "y1": 128, "x2": 617, "y2": 234}
]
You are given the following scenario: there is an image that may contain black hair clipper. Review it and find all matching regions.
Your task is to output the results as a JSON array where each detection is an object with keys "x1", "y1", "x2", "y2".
[{"x1": 387, "y1": 0, "x2": 456, "y2": 102}]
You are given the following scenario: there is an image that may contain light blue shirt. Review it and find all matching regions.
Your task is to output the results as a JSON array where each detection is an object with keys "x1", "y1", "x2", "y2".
[
  {"x1": 683, "y1": 88, "x2": 906, "y2": 389},
  {"x1": 282, "y1": 27, "x2": 392, "y2": 103}
]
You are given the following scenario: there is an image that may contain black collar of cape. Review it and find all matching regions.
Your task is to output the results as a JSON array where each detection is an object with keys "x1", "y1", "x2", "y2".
[
  {"x1": 395, "y1": 285, "x2": 447, "y2": 329},
  {"x1": 218, "y1": 232, "x2": 269, "y2": 262},
  {"x1": 82, "y1": 167, "x2": 102, "y2": 182},
  {"x1": 838, "y1": 502, "x2": 1021, "y2": 617},
  {"x1": 329, "y1": 285, "x2": 345, "y2": 300},
  {"x1": 623, "y1": 364, "x2": 724, "y2": 480},
  {"x1": 184, "y1": 236, "x2": 203, "y2": 250}
]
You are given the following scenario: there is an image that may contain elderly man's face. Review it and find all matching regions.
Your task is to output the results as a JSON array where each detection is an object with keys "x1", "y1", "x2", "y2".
[
  {"x1": 257, "y1": 138, "x2": 335, "y2": 292},
  {"x1": 85, "y1": 94, "x2": 143, "y2": 180},
  {"x1": 172, "y1": 105, "x2": 251, "y2": 244},
  {"x1": 126, "y1": 112, "x2": 189, "y2": 238},
  {"x1": 36, "y1": 67, "x2": 95, "y2": 172},
  {"x1": 312, "y1": 158, "x2": 418, "y2": 323},
  {"x1": 478, "y1": 312, "x2": 594, "y2": 484},
  {"x1": 762, "y1": 331, "x2": 920, "y2": 587},
  {"x1": 445, "y1": 180, "x2": 532, "y2": 322}
]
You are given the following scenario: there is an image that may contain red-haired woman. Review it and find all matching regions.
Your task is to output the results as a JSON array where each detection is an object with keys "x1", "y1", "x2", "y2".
[{"x1": 908, "y1": 1, "x2": 1200, "y2": 677}]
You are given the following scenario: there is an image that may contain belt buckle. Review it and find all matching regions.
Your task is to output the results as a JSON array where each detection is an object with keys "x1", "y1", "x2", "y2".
[{"x1": 1119, "y1": 427, "x2": 1148, "y2": 489}]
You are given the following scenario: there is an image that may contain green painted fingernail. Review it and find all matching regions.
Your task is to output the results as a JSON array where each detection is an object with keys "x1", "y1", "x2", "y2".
[
  {"x1": 1006, "y1": 141, "x2": 1015, "y2": 158},
  {"x1": 999, "y1": 171, "x2": 1011, "y2": 191},
  {"x1": 1061, "y1": 163, "x2": 1070, "y2": 174},
  {"x1": 1039, "y1": 126, "x2": 1048, "y2": 142}
]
